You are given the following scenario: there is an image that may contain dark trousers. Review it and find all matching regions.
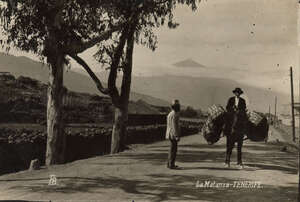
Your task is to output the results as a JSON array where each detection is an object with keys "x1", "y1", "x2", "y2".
[
  {"x1": 225, "y1": 133, "x2": 243, "y2": 164},
  {"x1": 168, "y1": 139, "x2": 178, "y2": 167}
]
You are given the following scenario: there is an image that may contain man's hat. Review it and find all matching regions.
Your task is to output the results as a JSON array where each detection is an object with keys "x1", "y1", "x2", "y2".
[
  {"x1": 171, "y1": 99, "x2": 180, "y2": 106},
  {"x1": 232, "y1": 87, "x2": 243, "y2": 95}
]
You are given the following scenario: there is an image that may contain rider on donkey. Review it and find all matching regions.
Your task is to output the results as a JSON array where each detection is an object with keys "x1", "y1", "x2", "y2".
[{"x1": 224, "y1": 87, "x2": 247, "y2": 169}]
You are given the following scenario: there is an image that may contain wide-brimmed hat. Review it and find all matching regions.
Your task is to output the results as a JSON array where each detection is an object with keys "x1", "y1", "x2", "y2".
[{"x1": 232, "y1": 87, "x2": 243, "y2": 95}]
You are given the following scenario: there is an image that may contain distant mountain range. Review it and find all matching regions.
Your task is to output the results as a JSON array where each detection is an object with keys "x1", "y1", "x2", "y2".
[
  {"x1": 0, "y1": 53, "x2": 291, "y2": 114},
  {"x1": 0, "y1": 53, "x2": 170, "y2": 107},
  {"x1": 129, "y1": 75, "x2": 290, "y2": 114}
]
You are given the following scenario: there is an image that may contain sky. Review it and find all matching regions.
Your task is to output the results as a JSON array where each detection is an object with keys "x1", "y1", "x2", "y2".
[
  {"x1": 5, "y1": 0, "x2": 300, "y2": 95},
  {"x1": 76, "y1": 0, "x2": 299, "y2": 95}
]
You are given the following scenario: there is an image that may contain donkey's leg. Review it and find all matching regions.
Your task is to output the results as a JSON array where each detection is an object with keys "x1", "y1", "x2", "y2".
[
  {"x1": 237, "y1": 135, "x2": 244, "y2": 165},
  {"x1": 225, "y1": 135, "x2": 235, "y2": 165}
]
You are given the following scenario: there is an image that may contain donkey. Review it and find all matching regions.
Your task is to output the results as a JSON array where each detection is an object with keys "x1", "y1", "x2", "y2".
[{"x1": 224, "y1": 109, "x2": 247, "y2": 169}]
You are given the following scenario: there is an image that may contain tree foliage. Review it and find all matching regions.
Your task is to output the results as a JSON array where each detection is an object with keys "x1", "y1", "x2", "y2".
[
  {"x1": 0, "y1": 0, "x2": 199, "y2": 58},
  {"x1": 0, "y1": 0, "x2": 130, "y2": 60}
]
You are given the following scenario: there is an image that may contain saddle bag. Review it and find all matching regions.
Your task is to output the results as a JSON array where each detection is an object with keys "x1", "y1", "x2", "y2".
[
  {"x1": 202, "y1": 105, "x2": 226, "y2": 144},
  {"x1": 247, "y1": 111, "x2": 264, "y2": 126},
  {"x1": 208, "y1": 104, "x2": 226, "y2": 120},
  {"x1": 245, "y1": 111, "x2": 269, "y2": 141}
]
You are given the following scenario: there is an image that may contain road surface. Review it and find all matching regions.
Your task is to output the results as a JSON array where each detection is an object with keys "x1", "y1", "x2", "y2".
[{"x1": 0, "y1": 127, "x2": 298, "y2": 202}]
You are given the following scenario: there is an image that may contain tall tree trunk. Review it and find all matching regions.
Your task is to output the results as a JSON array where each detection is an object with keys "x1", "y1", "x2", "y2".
[
  {"x1": 119, "y1": 107, "x2": 129, "y2": 151},
  {"x1": 45, "y1": 54, "x2": 66, "y2": 165},
  {"x1": 110, "y1": 26, "x2": 134, "y2": 154},
  {"x1": 44, "y1": 0, "x2": 66, "y2": 166},
  {"x1": 111, "y1": 106, "x2": 128, "y2": 153}
]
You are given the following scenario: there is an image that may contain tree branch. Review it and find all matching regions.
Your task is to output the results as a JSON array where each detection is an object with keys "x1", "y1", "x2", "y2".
[
  {"x1": 65, "y1": 23, "x2": 126, "y2": 54},
  {"x1": 69, "y1": 54, "x2": 110, "y2": 95}
]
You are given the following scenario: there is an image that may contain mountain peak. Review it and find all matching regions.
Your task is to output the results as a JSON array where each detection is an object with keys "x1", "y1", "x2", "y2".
[{"x1": 173, "y1": 58, "x2": 206, "y2": 68}]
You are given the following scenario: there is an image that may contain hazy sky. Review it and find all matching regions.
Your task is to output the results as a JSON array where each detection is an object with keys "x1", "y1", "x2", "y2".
[
  {"x1": 75, "y1": 0, "x2": 299, "y2": 95},
  {"x1": 6, "y1": 0, "x2": 300, "y2": 95}
]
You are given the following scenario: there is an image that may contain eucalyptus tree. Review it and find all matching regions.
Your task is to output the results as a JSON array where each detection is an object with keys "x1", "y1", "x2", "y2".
[
  {"x1": 70, "y1": 0, "x2": 199, "y2": 153},
  {"x1": 0, "y1": 0, "x2": 129, "y2": 165}
]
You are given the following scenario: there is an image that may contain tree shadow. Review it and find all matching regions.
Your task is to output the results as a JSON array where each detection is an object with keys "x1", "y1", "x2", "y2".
[
  {"x1": 0, "y1": 177, "x2": 49, "y2": 182},
  {"x1": 179, "y1": 142, "x2": 294, "y2": 153},
  {"x1": 3, "y1": 137, "x2": 298, "y2": 201},
  {"x1": 7, "y1": 174, "x2": 297, "y2": 202},
  {"x1": 0, "y1": 201, "x2": 50, "y2": 202},
  {"x1": 116, "y1": 144, "x2": 297, "y2": 175},
  {"x1": 181, "y1": 166, "x2": 242, "y2": 171},
  {"x1": 245, "y1": 163, "x2": 297, "y2": 174},
  {"x1": 179, "y1": 143, "x2": 226, "y2": 150}
]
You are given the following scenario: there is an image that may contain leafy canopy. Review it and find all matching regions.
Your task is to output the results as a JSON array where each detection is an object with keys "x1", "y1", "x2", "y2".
[
  {"x1": 0, "y1": 0, "x2": 199, "y2": 60},
  {"x1": 0, "y1": 0, "x2": 124, "y2": 57},
  {"x1": 94, "y1": 0, "x2": 199, "y2": 69}
]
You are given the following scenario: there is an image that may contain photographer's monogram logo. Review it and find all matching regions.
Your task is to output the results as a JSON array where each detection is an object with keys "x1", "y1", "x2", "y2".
[{"x1": 48, "y1": 174, "x2": 57, "y2": 186}]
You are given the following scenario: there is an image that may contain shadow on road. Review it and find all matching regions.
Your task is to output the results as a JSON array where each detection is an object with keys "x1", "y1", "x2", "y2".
[
  {"x1": 2, "y1": 137, "x2": 298, "y2": 202},
  {"x1": 121, "y1": 142, "x2": 298, "y2": 175},
  {"x1": 7, "y1": 174, "x2": 297, "y2": 202}
]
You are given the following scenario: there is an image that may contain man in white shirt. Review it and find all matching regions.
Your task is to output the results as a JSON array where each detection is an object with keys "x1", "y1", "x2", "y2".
[{"x1": 166, "y1": 99, "x2": 181, "y2": 169}]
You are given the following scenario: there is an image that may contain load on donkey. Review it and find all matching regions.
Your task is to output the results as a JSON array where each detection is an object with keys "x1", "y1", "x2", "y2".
[{"x1": 201, "y1": 87, "x2": 269, "y2": 169}]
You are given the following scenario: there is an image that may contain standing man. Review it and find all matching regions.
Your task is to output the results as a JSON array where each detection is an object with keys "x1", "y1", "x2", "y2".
[
  {"x1": 166, "y1": 99, "x2": 181, "y2": 169},
  {"x1": 224, "y1": 87, "x2": 247, "y2": 169}
]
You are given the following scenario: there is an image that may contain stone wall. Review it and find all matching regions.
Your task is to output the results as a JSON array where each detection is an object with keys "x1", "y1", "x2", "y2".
[{"x1": 0, "y1": 122, "x2": 201, "y2": 175}]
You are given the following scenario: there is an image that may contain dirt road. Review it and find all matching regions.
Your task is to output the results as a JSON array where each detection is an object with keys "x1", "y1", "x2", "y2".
[{"x1": 0, "y1": 128, "x2": 298, "y2": 202}]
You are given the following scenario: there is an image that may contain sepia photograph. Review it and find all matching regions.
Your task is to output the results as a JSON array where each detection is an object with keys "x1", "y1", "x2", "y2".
[{"x1": 0, "y1": 0, "x2": 299, "y2": 201}]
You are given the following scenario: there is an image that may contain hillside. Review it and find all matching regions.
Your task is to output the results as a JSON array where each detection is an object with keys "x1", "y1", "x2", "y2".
[
  {"x1": 0, "y1": 53, "x2": 291, "y2": 114},
  {"x1": 128, "y1": 100, "x2": 161, "y2": 114},
  {"x1": 0, "y1": 53, "x2": 170, "y2": 107},
  {"x1": 0, "y1": 74, "x2": 162, "y2": 124}
]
